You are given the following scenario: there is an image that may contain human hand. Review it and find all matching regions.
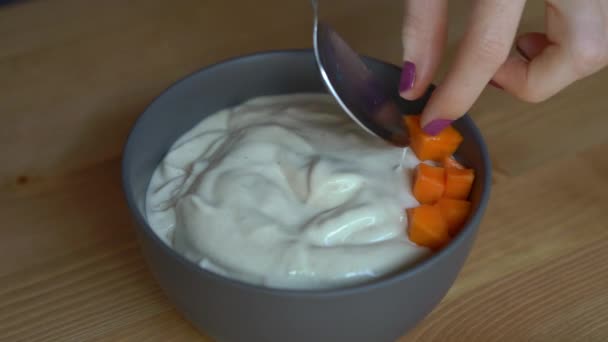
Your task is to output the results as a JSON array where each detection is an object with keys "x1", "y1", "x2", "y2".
[{"x1": 400, "y1": 0, "x2": 608, "y2": 135}]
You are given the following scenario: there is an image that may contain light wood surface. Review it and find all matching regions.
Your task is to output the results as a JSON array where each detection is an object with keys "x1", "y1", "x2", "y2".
[{"x1": 1, "y1": 1, "x2": 607, "y2": 341}]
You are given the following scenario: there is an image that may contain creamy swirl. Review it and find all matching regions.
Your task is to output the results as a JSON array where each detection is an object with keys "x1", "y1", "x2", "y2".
[{"x1": 146, "y1": 94, "x2": 429, "y2": 289}]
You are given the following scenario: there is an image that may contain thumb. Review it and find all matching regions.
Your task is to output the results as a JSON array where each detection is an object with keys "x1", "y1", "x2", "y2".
[{"x1": 492, "y1": 34, "x2": 575, "y2": 102}]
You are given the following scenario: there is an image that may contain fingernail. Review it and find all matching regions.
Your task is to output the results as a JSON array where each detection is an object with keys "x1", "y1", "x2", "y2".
[
  {"x1": 489, "y1": 80, "x2": 503, "y2": 90},
  {"x1": 399, "y1": 61, "x2": 416, "y2": 94},
  {"x1": 423, "y1": 119, "x2": 453, "y2": 136},
  {"x1": 516, "y1": 45, "x2": 531, "y2": 62}
]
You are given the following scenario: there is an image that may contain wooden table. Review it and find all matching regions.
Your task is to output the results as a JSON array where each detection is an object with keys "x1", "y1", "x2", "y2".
[{"x1": 1, "y1": 1, "x2": 607, "y2": 340}]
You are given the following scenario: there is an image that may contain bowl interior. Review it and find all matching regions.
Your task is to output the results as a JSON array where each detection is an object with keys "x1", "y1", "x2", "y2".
[{"x1": 122, "y1": 49, "x2": 491, "y2": 292}]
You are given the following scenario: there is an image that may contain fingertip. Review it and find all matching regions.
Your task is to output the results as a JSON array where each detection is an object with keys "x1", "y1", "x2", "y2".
[
  {"x1": 398, "y1": 61, "x2": 416, "y2": 97},
  {"x1": 422, "y1": 118, "x2": 453, "y2": 136},
  {"x1": 399, "y1": 60, "x2": 433, "y2": 100},
  {"x1": 419, "y1": 100, "x2": 446, "y2": 133},
  {"x1": 419, "y1": 103, "x2": 461, "y2": 135}
]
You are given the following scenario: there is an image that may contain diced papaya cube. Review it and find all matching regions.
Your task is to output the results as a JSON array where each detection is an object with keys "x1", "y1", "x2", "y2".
[
  {"x1": 404, "y1": 115, "x2": 424, "y2": 136},
  {"x1": 444, "y1": 167, "x2": 475, "y2": 200},
  {"x1": 437, "y1": 198, "x2": 472, "y2": 236},
  {"x1": 404, "y1": 115, "x2": 463, "y2": 162},
  {"x1": 407, "y1": 205, "x2": 450, "y2": 250},
  {"x1": 441, "y1": 156, "x2": 465, "y2": 169},
  {"x1": 412, "y1": 163, "x2": 445, "y2": 204}
]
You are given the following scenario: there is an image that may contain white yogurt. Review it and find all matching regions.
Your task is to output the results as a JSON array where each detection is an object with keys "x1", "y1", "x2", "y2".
[{"x1": 145, "y1": 94, "x2": 429, "y2": 289}]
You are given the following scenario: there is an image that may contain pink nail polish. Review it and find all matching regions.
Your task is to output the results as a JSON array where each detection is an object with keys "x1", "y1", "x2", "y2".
[
  {"x1": 423, "y1": 119, "x2": 453, "y2": 136},
  {"x1": 399, "y1": 61, "x2": 416, "y2": 94}
]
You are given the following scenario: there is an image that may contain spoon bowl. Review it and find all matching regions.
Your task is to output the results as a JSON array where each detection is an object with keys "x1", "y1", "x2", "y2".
[{"x1": 311, "y1": 0, "x2": 409, "y2": 146}]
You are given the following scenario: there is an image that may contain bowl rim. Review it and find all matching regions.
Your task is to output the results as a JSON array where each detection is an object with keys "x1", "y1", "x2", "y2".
[{"x1": 121, "y1": 48, "x2": 492, "y2": 297}]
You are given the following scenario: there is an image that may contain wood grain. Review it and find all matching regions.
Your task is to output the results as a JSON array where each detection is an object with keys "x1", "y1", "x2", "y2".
[{"x1": 1, "y1": 0, "x2": 607, "y2": 341}]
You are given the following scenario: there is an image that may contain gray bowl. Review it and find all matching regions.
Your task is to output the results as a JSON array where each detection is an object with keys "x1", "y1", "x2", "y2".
[{"x1": 122, "y1": 49, "x2": 491, "y2": 342}]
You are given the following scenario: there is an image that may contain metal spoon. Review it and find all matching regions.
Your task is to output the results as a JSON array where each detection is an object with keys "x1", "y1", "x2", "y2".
[{"x1": 311, "y1": 0, "x2": 408, "y2": 146}]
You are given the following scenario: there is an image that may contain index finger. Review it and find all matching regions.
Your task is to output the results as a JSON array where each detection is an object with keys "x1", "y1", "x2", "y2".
[{"x1": 420, "y1": 0, "x2": 526, "y2": 134}]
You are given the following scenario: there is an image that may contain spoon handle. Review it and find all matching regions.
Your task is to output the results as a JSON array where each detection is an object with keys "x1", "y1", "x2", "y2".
[
  {"x1": 310, "y1": 0, "x2": 319, "y2": 12},
  {"x1": 310, "y1": 0, "x2": 319, "y2": 26}
]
